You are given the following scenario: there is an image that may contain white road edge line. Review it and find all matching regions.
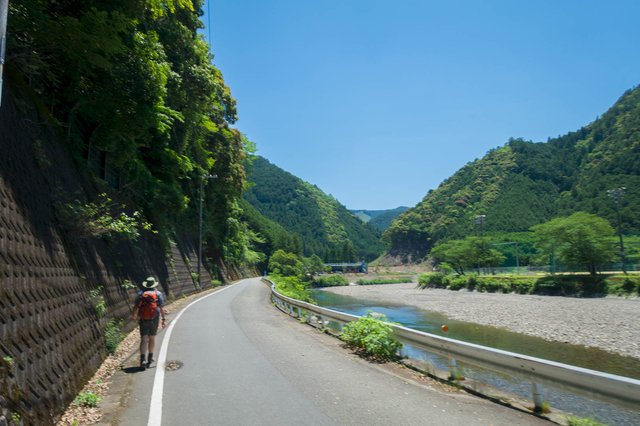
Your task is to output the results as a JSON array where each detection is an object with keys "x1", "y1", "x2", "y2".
[{"x1": 147, "y1": 283, "x2": 239, "y2": 426}]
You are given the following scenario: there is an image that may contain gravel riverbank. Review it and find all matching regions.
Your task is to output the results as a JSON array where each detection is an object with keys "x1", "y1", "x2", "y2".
[{"x1": 322, "y1": 283, "x2": 640, "y2": 360}]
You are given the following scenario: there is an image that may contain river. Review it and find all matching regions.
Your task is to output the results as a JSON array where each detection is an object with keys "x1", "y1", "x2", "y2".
[{"x1": 312, "y1": 289, "x2": 640, "y2": 425}]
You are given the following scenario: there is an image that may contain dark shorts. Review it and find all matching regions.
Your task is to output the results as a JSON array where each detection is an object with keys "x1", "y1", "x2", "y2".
[{"x1": 139, "y1": 317, "x2": 160, "y2": 336}]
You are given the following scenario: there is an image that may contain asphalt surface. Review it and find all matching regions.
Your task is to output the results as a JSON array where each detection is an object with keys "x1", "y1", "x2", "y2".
[{"x1": 115, "y1": 278, "x2": 550, "y2": 425}]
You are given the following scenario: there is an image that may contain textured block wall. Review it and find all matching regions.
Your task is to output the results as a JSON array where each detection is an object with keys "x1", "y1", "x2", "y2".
[{"x1": 0, "y1": 89, "x2": 216, "y2": 424}]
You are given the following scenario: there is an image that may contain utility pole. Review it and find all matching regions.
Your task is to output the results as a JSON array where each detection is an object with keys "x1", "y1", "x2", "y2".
[
  {"x1": 0, "y1": 0, "x2": 8, "y2": 106},
  {"x1": 197, "y1": 174, "x2": 217, "y2": 287},
  {"x1": 607, "y1": 187, "x2": 626, "y2": 274}
]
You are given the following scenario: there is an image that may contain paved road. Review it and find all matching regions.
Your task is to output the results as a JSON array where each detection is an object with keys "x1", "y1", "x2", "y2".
[{"x1": 118, "y1": 278, "x2": 549, "y2": 425}]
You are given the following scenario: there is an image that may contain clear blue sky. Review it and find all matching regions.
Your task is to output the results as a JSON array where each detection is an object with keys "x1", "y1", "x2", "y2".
[{"x1": 205, "y1": 1, "x2": 640, "y2": 210}]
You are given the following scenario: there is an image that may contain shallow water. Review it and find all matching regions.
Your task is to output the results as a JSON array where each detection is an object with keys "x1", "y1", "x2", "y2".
[
  {"x1": 312, "y1": 289, "x2": 640, "y2": 379},
  {"x1": 312, "y1": 289, "x2": 640, "y2": 425}
]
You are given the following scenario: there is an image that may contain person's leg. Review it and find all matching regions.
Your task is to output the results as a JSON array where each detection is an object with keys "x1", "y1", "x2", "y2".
[
  {"x1": 140, "y1": 335, "x2": 149, "y2": 366},
  {"x1": 147, "y1": 335, "x2": 156, "y2": 366},
  {"x1": 146, "y1": 317, "x2": 160, "y2": 367},
  {"x1": 139, "y1": 321, "x2": 151, "y2": 368}
]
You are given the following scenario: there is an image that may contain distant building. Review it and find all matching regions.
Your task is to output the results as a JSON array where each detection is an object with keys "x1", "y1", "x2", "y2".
[{"x1": 325, "y1": 262, "x2": 368, "y2": 273}]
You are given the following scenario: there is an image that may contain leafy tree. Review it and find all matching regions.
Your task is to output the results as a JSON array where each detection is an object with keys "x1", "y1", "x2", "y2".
[
  {"x1": 268, "y1": 250, "x2": 303, "y2": 277},
  {"x1": 430, "y1": 239, "x2": 474, "y2": 275},
  {"x1": 467, "y1": 237, "x2": 505, "y2": 268},
  {"x1": 302, "y1": 255, "x2": 326, "y2": 278},
  {"x1": 531, "y1": 212, "x2": 616, "y2": 275},
  {"x1": 430, "y1": 237, "x2": 504, "y2": 275}
]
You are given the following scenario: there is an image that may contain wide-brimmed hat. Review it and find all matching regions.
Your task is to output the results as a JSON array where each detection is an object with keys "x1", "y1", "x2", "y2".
[{"x1": 142, "y1": 277, "x2": 159, "y2": 289}]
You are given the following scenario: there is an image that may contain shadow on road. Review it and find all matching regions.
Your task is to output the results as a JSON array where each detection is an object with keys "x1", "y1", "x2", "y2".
[{"x1": 122, "y1": 366, "x2": 147, "y2": 374}]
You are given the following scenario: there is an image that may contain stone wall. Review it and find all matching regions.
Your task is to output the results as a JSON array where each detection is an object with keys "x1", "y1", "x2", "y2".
[{"x1": 0, "y1": 88, "x2": 216, "y2": 424}]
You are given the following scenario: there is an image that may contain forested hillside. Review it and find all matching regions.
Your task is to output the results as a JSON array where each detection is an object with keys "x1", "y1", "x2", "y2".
[
  {"x1": 351, "y1": 207, "x2": 409, "y2": 231},
  {"x1": 7, "y1": 0, "x2": 255, "y2": 269},
  {"x1": 385, "y1": 86, "x2": 640, "y2": 260},
  {"x1": 244, "y1": 156, "x2": 385, "y2": 261}
]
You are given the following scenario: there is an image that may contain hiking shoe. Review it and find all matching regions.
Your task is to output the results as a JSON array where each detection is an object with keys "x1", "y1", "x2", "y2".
[
  {"x1": 139, "y1": 360, "x2": 146, "y2": 370},
  {"x1": 146, "y1": 358, "x2": 154, "y2": 368}
]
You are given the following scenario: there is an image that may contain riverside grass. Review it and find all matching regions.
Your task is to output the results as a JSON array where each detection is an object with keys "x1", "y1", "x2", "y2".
[{"x1": 418, "y1": 273, "x2": 640, "y2": 297}]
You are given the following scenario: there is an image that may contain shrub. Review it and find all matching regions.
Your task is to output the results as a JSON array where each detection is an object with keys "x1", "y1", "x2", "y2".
[
  {"x1": 465, "y1": 275, "x2": 478, "y2": 290},
  {"x1": 59, "y1": 193, "x2": 154, "y2": 241},
  {"x1": 418, "y1": 273, "x2": 447, "y2": 289},
  {"x1": 341, "y1": 313, "x2": 402, "y2": 360},
  {"x1": 605, "y1": 275, "x2": 640, "y2": 296},
  {"x1": 74, "y1": 391, "x2": 100, "y2": 407},
  {"x1": 89, "y1": 287, "x2": 106, "y2": 317},
  {"x1": 475, "y1": 277, "x2": 512, "y2": 293},
  {"x1": 446, "y1": 275, "x2": 468, "y2": 291},
  {"x1": 270, "y1": 275, "x2": 315, "y2": 303},
  {"x1": 313, "y1": 275, "x2": 349, "y2": 287},
  {"x1": 104, "y1": 319, "x2": 124, "y2": 354},
  {"x1": 509, "y1": 277, "x2": 536, "y2": 294},
  {"x1": 532, "y1": 275, "x2": 606, "y2": 297}
]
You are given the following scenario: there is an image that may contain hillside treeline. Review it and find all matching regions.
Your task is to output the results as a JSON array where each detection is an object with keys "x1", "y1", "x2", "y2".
[
  {"x1": 244, "y1": 157, "x2": 384, "y2": 262},
  {"x1": 385, "y1": 86, "x2": 640, "y2": 260}
]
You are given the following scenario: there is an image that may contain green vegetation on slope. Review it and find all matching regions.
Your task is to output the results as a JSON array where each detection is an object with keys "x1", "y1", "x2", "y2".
[
  {"x1": 385, "y1": 86, "x2": 640, "y2": 260},
  {"x1": 8, "y1": 0, "x2": 254, "y2": 269},
  {"x1": 244, "y1": 156, "x2": 385, "y2": 261}
]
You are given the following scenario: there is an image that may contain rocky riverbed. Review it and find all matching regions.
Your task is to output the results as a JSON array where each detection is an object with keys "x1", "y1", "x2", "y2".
[{"x1": 323, "y1": 283, "x2": 640, "y2": 360}]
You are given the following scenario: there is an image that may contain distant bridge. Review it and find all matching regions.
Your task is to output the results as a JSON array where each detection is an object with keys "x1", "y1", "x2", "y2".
[{"x1": 325, "y1": 262, "x2": 368, "y2": 273}]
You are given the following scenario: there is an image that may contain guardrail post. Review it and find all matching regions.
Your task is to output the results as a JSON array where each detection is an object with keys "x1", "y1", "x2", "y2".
[
  {"x1": 296, "y1": 306, "x2": 302, "y2": 318},
  {"x1": 449, "y1": 357, "x2": 461, "y2": 380},
  {"x1": 532, "y1": 382, "x2": 544, "y2": 412}
]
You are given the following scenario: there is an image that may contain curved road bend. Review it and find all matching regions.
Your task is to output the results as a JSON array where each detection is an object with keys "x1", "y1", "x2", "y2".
[{"x1": 119, "y1": 277, "x2": 549, "y2": 425}]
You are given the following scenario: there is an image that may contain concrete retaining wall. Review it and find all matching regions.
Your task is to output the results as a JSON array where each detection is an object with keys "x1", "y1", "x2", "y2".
[{"x1": 0, "y1": 87, "x2": 215, "y2": 424}]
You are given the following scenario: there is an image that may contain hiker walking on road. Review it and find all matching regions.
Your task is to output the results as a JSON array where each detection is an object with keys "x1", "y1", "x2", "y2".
[{"x1": 132, "y1": 277, "x2": 166, "y2": 370}]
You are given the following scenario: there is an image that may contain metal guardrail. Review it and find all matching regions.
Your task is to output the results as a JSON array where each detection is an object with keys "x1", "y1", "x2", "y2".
[{"x1": 264, "y1": 278, "x2": 640, "y2": 412}]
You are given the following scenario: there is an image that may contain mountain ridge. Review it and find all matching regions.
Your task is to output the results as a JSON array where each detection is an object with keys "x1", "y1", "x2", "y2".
[
  {"x1": 351, "y1": 207, "x2": 410, "y2": 231},
  {"x1": 383, "y1": 85, "x2": 640, "y2": 261},
  {"x1": 244, "y1": 156, "x2": 385, "y2": 261}
]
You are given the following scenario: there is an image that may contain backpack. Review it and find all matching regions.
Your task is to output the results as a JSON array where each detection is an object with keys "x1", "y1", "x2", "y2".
[{"x1": 138, "y1": 290, "x2": 158, "y2": 320}]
